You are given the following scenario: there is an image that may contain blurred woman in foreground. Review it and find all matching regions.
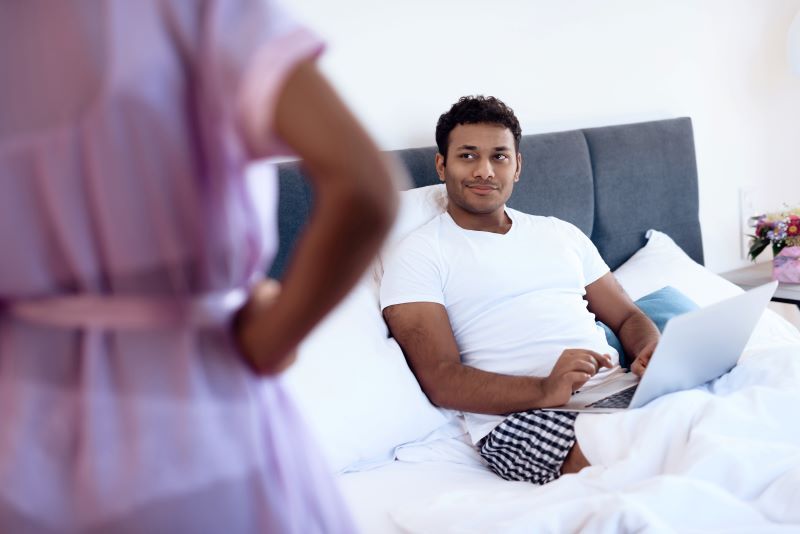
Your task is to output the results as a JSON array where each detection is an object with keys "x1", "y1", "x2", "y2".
[{"x1": 0, "y1": 1, "x2": 398, "y2": 531}]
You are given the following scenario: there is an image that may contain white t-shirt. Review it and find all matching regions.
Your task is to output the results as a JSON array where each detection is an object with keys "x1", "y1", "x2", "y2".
[{"x1": 380, "y1": 207, "x2": 618, "y2": 443}]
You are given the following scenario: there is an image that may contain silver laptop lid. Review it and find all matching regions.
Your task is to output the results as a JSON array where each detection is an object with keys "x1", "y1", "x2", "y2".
[{"x1": 629, "y1": 281, "x2": 778, "y2": 409}]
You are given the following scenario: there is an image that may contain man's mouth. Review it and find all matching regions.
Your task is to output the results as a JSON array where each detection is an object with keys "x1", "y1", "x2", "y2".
[{"x1": 466, "y1": 184, "x2": 497, "y2": 195}]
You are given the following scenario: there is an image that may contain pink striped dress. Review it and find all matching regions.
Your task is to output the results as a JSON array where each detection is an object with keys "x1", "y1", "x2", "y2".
[{"x1": 0, "y1": 1, "x2": 356, "y2": 532}]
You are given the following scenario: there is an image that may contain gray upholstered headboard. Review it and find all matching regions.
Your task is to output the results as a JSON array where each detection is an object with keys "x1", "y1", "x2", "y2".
[{"x1": 270, "y1": 117, "x2": 702, "y2": 278}]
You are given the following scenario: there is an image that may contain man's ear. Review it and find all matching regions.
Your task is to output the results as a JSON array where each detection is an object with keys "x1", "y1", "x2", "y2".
[
  {"x1": 514, "y1": 152, "x2": 522, "y2": 182},
  {"x1": 435, "y1": 153, "x2": 446, "y2": 182}
]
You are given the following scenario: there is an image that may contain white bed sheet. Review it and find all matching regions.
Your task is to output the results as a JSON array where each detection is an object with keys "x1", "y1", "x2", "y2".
[
  {"x1": 339, "y1": 310, "x2": 800, "y2": 533},
  {"x1": 339, "y1": 458, "x2": 495, "y2": 533}
]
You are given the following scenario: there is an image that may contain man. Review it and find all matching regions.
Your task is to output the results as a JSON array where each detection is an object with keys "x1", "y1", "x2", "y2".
[{"x1": 380, "y1": 96, "x2": 660, "y2": 485}]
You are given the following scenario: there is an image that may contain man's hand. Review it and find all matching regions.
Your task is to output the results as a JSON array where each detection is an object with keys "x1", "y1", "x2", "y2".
[
  {"x1": 630, "y1": 340, "x2": 658, "y2": 377},
  {"x1": 233, "y1": 279, "x2": 298, "y2": 375},
  {"x1": 540, "y1": 349, "x2": 613, "y2": 407},
  {"x1": 585, "y1": 274, "x2": 660, "y2": 379}
]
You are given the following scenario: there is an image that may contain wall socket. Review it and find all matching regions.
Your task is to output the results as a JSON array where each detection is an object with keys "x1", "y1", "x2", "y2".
[{"x1": 739, "y1": 187, "x2": 757, "y2": 260}]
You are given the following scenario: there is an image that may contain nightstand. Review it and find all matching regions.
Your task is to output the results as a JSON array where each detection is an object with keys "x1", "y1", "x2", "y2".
[{"x1": 720, "y1": 262, "x2": 800, "y2": 309}]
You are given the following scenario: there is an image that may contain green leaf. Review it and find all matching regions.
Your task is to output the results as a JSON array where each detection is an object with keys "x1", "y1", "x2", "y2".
[{"x1": 748, "y1": 239, "x2": 769, "y2": 261}]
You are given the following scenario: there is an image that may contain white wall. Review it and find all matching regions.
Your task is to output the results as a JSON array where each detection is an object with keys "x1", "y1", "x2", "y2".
[{"x1": 287, "y1": 0, "x2": 800, "y2": 274}]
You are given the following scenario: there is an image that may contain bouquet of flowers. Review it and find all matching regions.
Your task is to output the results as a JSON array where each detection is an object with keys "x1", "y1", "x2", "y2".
[{"x1": 747, "y1": 207, "x2": 800, "y2": 261}]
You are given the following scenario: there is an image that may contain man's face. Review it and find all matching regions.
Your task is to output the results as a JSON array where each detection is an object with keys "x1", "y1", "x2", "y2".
[{"x1": 436, "y1": 123, "x2": 521, "y2": 220}]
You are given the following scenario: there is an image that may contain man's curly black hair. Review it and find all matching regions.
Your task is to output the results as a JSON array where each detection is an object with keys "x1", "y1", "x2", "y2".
[{"x1": 435, "y1": 95, "x2": 521, "y2": 164}]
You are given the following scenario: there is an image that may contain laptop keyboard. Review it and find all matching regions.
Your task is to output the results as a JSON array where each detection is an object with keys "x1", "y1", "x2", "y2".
[{"x1": 587, "y1": 385, "x2": 638, "y2": 409}]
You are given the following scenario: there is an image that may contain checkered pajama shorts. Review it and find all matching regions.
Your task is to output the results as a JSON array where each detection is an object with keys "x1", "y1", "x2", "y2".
[{"x1": 479, "y1": 410, "x2": 578, "y2": 485}]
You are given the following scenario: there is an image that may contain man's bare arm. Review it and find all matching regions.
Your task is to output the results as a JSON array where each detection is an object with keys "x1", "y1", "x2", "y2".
[
  {"x1": 383, "y1": 302, "x2": 611, "y2": 413},
  {"x1": 584, "y1": 273, "x2": 660, "y2": 376}
]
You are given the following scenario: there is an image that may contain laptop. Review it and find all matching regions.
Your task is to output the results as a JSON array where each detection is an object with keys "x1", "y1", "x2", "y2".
[{"x1": 545, "y1": 281, "x2": 778, "y2": 413}]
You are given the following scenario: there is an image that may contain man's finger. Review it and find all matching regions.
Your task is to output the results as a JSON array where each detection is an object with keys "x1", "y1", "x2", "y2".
[
  {"x1": 636, "y1": 351, "x2": 652, "y2": 368},
  {"x1": 596, "y1": 353, "x2": 613, "y2": 368},
  {"x1": 578, "y1": 349, "x2": 605, "y2": 360},
  {"x1": 639, "y1": 342, "x2": 657, "y2": 360},
  {"x1": 564, "y1": 371, "x2": 592, "y2": 390},
  {"x1": 583, "y1": 354, "x2": 611, "y2": 373},
  {"x1": 577, "y1": 350, "x2": 614, "y2": 369},
  {"x1": 565, "y1": 359, "x2": 598, "y2": 376}
]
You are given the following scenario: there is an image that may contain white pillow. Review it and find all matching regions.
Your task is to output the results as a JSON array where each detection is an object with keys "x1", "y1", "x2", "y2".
[
  {"x1": 387, "y1": 184, "x2": 448, "y2": 244},
  {"x1": 368, "y1": 184, "x2": 448, "y2": 298},
  {"x1": 282, "y1": 279, "x2": 451, "y2": 473},
  {"x1": 612, "y1": 229, "x2": 743, "y2": 306},
  {"x1": 612, "y1": 230, "x2": 800, "y2": 358}
]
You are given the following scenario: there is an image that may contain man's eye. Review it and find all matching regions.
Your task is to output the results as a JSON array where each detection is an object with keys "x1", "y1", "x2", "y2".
[
  {"x1": 495, "y1": 154, "x2": 509, "y2": 161},
  {"x1": 459, "y1": 153, "x2": 475, "y2": 160}
]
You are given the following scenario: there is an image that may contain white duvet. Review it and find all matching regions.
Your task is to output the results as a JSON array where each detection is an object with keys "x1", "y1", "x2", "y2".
[{"x1": 389, "y1": 312, "x2": 800, "y2": 533}]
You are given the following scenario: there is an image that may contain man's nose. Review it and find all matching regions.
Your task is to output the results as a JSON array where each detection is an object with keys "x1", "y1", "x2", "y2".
[{"x1": 473, "y1": 158, "x2": 494, "y2": 179}]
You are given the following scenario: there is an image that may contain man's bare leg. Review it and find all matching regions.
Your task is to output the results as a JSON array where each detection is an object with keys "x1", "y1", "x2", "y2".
[{"x1": 561, "y1": 441, "x2": 590, "y2": 475}]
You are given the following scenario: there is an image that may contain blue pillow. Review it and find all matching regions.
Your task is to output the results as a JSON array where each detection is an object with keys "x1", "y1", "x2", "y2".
[{"x1": 598, "y1": 286, "x2": 699, "y2": 368}]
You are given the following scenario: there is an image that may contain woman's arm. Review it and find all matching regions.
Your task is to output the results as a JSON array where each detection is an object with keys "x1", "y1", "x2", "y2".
[{"x1": 236, "y1": 59, "x2": 401, "y2": 374}]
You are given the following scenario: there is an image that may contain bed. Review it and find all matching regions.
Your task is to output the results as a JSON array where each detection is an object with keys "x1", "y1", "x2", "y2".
[{"x1": 272, "y1": 118, "x2": 800, "y2": 532}]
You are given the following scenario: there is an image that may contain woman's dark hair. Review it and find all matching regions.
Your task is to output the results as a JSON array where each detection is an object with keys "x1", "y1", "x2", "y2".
[{"x1": 435, "y1": 95, "x2": 521, "y2": 164}]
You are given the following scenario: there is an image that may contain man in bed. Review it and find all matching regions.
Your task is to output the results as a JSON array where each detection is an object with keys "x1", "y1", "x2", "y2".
[{"x1": 380, "y1": 95, "x2": 661, "y2": 485}]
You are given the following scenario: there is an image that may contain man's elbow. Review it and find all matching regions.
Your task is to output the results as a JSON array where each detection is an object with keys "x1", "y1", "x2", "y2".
[
  {"x1": 421, "y1": 383, "x2": 448, "y2": 408},
  {"x1": 415, "y1": 364, "x2": 457, "y2": 409},
  {"x1": 616, "y1": 307, "x2": 646, "y2": 332}
]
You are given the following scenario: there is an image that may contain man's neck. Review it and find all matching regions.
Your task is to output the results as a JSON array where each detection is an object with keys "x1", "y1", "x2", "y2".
[{"x1": 446, "y1": 205, "x2": 512, "y2": 234}]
